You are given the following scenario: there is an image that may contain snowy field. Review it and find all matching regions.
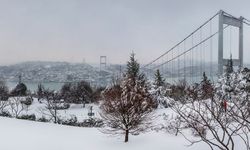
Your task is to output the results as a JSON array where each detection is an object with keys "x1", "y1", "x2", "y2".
[
  {"x1": 0, "y1": 117, "x2": 209, "y2": 150},
  {"x1": 1, "y1": 98, "x2": 249, "y2": 150}
]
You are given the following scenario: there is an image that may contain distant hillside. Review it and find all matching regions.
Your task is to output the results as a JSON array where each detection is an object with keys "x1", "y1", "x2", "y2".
[{"x1": 0, "y1": 61, "x2": 120, "y2": 86}]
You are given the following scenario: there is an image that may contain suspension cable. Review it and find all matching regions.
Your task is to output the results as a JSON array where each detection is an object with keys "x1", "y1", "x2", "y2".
[
  {"x1": 150, "y1": 25, "x2": 230, "y2": 70},
  {"x1": 243, "y1": 18, "x2": 250, "y2": 26},
  {"x1": 143, "y1": 11, "x2": 220, "y2": 68}
]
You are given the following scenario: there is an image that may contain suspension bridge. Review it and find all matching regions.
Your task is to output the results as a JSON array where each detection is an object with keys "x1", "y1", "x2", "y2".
[{"x1": 142, "y1": 10, "x2": 250, "y2": 84}]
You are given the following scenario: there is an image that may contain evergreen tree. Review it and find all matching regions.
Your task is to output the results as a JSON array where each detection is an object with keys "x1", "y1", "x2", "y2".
[
  {"x1": 225, "y1": 54, "x2": 234, "y2": 74},
  {"x1": 37, "y1": 83, "x2": 44, "y2": 101},
  {"x1": 154, "y1": 69, "x2": 165, "y2": 87},
  {"x1": 198, "y1": 72, "x2": 213, "y2": 100},
  {"x1": 0, "y1": 80, "x2": 9, "y2": 101},
  {"x1": 126, "y1": 53, "x2": 140, "y2": 82},
  {"x1": 11, "y1": 83, "x2": 27, "y2": 96}
]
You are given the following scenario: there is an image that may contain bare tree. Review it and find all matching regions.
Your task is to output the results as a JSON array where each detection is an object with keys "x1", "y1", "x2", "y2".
[
  {"x1": 171, "y1": 94, "x2": 250, "y2": 150},
  {"x1": 100, "y1": 75, "x2": 157, "y2": 142},
  {"x1": 9, "y1": 97, "x2": 25, "y2": 118},
  {"x1": 38, "y1": 89, "x2": 62, "y2": 123}
]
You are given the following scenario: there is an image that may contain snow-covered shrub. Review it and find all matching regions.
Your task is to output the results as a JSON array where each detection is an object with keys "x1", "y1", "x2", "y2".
[
  {"x1": 60, "y1": 115, "x2": 78, "y2": 126},
  {"x1": 150, "y1": 85, "x2": 174, "y2": 108},
  {"x1": 37, "y1": 116, "x2": 49, "y2": 122},
  {"x1": 0, "y1": 100, "x2": 8, "y2": 113},
  {"x1": 17, "y1": 114, "x2": 36, "y2": 121},
  {"x1": 168, "y1": 79, "x2": 189, "y2": 104},
  {"x1": 191, "y1": 125, "x2": 207, "y2": 137},
  {"x1": 47, "y1": 102, "x2": 70, "y2": 110},
  {"x1": 0, "y1": 110, "x2": 12, "y2": 117},
  {"x1": 80, "y1": 118, "x2": 104, "y2": 127},
  {"x1": 215, "y1": 67, "x2": 250, "y2": 107},
  {"x1": 20, "y1": 96, "x2": 33, "y2": 106},
  {"x1": 165, "y1": 115, "x2": 184, "y2": 136}
]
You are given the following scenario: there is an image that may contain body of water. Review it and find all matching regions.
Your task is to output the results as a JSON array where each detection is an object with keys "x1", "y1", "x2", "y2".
[{"x1": 6, "y1": 81, "x2": 64, "y2": 92}]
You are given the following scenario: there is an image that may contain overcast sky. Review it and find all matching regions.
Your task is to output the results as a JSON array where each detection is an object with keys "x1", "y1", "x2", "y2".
[{"x1": 0, "y1": 0, "x2": 249, "y2": 65}]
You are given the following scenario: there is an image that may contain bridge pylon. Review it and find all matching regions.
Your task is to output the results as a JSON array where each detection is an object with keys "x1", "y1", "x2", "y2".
[{"x1": 218, "y1": 10, "x2": 244, "y2": 75}]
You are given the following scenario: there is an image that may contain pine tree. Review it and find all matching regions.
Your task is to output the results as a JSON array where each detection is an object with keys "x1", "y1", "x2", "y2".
[
  {"x1": 37, "y1": 83, "x2": 44, "y2": 101},
  {"x1": 154, "y1": 69, "x2": 165, "y2": 87},
  {"x1": 225, "y1": 54, "x2": 233, "y2": 74},
  {"x1": 0, "y1": 80, "x2": 9, "y2": 101},
  {"x1": 126, "y1": 52, "x2": 140, "y2": 81},
  {"x1": 199, "y1": 72, "x2": 213, "y2": 100}
]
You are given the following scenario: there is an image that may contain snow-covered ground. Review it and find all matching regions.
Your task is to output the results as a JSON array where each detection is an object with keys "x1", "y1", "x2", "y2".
[
  {"x1": 1, "y1": 97, "x2": 248, "y2": 150},
  {"x1": 6, "y1": 97, "x2": 101, "y2": 121},
  {"x1": 0, "y1": 117, "x2": 209, "y2": 150}
]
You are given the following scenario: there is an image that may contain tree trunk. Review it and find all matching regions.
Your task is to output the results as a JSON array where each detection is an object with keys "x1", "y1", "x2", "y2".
[
  {"x1": 125, "y1": 130, "x2": 129, "y2": 142},
  {"x1": 54, "y1": 108, "x2": 57, "y2": 123}
]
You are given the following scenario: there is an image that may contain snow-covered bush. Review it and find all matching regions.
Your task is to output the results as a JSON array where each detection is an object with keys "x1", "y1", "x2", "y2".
[
  {"x1": 20, "y1": 96, "x2": 33, "y2": 106},
  {"x1": 17, "y1": 114, "x2": 36, "y2": 121},
  {"x1": 37, "y1": 116, "x2": 50, "y2": 122},
  {"x1": 59, "y1": 115, "x2": 78, "y2": 126},
  {"x1": 168, "y1": 79, "x2": 189, "y2": 104},
  {"x1": 48, "y1": 102, "x2": 70, "y2": 110},
  {"x1": 80, "y1": 118, "x2": 104, "y2": 127},
  {"x1": 171, "y1": 67, "x2": 250, "y2": 150},
  {"x1": 191, "y1": 124, "x2": 207, "y2": 137},
  {"x1": 0, "y1": 100, "x2": 8, "y2": 113},
  {"x1": 0, "y1": 110, "x2": 12, "y2": 117},
  {"x1": 150, "y1": 85, "x2": 174, "y2": 108}
]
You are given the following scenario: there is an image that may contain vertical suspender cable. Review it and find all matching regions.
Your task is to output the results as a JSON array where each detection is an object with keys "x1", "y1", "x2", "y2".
[
  {"x1": 200, "y1": 28, "x2": 203, "y2": 78},
  {"x1": 171, "y1": 49, "x2": 174, "y2": 84},
  {"x1": 160, "y1": 57, "x2": 164, "y2": 74},
  {"x1": 184, "y1": 40, "x2": 186, "y2": 81},
  {"x1": 191, "y1": 34, "x2": 194, "y2": 83},
  {"x1": 177, "y1": 46, "x2": 180, "y2": 80},
  {"x1": 230, "y1": 26, "x2": 232, "y2": 57},
  {"x1": 210, "y1": 20, "x2": 213, "y2": 81}
]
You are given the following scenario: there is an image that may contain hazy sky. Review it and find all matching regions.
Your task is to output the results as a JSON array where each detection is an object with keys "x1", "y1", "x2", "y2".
[{"x1": 0, "y1": 0, "x2": 250, "y2": 65}]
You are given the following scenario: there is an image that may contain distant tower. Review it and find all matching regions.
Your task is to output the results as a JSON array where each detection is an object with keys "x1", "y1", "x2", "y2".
[{"x1": 100, "y1": 56, "x2": 107, "y2": 71}]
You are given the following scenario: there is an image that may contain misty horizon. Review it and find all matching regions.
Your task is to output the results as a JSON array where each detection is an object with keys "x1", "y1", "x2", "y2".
[{"x1": 0, "y1": 0, "x2": 250, "y2": 65}]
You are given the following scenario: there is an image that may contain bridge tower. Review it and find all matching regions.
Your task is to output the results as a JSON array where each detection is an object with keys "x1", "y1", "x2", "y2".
[
  {"x1": 100, "y1": 56, "x2": 107, "y2": 71},
  {"x1": 218, "y1": 10, "x2": 244, "y2": 75}
]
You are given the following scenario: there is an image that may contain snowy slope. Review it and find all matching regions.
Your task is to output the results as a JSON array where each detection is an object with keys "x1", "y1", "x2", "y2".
[{"x1": 0, "y1": 117, "x2": 209, "y2": 150}]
